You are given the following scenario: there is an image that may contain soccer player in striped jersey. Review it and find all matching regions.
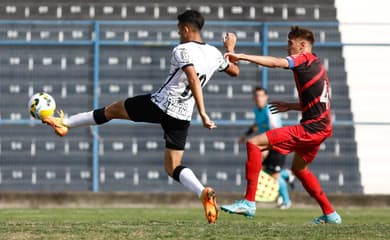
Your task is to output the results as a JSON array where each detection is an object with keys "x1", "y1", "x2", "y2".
[
  {"x1": 221, "y1": 26, "x2": 342, "y2": 224},
  {"x1": 43, "y1": 10, "x2": 240, "y2": 224}
]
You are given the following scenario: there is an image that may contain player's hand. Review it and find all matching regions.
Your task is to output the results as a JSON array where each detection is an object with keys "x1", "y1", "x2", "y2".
[
  {"x1": 223, "y1": 32, "x2": 237, "y2": 50},
  {"x1": 269, "y1": 101, "x2": 290, "y2": 113},
  {"x1": 201, "y1": 114, "x2": 217, "y2": 129},
  {"x1": 224, "y1": 52, "x2": 242, "y2": 63}
]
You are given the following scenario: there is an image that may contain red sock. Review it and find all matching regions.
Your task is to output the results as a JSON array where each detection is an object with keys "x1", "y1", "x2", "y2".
[
  {"x1": 245, "y1": 141, "x2": 262, "y2": 202},
  {"x1": 293, "y1": 168, "x2": 334, "y2": 215}
]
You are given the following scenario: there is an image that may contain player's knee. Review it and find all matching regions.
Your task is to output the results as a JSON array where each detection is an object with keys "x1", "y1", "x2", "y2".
[
  {"x1": 247, "y1": 139, "x2": 268, "y2": 152},
  {"x1": 105, "y1": 101, "x2": 127, "y2": 120},
  {"x1": 291, "y1": 166, "x2": 308, "y2": 178},
  {"x1": 103, "y1": 104, "x2": 116, "y2": 120},
  {"x1": 291, "y1": 167, "x2": 300, "y2": 176}
]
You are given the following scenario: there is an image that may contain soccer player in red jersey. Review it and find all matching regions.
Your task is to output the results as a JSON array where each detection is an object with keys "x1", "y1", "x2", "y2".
[{"x1": 221, "y1": 26, "x2": 342, "y2": 224}]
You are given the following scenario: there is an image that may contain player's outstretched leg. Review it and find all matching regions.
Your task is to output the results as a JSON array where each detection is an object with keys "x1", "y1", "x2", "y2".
[
  {"x1": 42, "y1": 110, "x2": 69, "y2": 137},
  {"x1": 200, "y1": 187, "x2": 219, "y2": 224},
  {"x1": 220, "y1": 199, "x2": 256, "y2": 218},
  {"x1": 311, "y1": 211, "x2": 342, "y2": 224}
]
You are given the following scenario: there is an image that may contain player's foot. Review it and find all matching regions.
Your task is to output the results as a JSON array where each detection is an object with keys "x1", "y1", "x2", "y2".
[
  {"x1": 41, "y1": 110, "x2": 69, "y2": 137},
  {"x1": 278, "y1": 201, "x2": 292, "y2": 210},
  {"x1": 220, "y1": 199, "x2": 256, "y2": 218},
  {"x1": 200, "y1": 187, "x2": 218, "y2": 224},
  {"x1": 311, "y1": 211, "x2": 342, "y2": 224}
]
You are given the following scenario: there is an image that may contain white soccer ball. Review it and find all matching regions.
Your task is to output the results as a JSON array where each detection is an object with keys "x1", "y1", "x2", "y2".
[{"x1": 28, "y1": 92, "x2": 56, "y2": 120}]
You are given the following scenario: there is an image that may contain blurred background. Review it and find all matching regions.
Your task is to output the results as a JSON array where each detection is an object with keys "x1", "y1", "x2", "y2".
[{"x1": 0, "y1": 0, "x2": 388, "y2": 196}]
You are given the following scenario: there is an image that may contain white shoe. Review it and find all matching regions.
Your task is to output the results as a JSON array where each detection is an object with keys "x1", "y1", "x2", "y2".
[{"x1": 278, "y1": 202, "x2": 292, "y2": 210}]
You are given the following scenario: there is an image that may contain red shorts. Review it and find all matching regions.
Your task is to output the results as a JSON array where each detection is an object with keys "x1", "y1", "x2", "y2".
[{"x1": 266, "y1": 125, "x2": 331, "y2": 163}]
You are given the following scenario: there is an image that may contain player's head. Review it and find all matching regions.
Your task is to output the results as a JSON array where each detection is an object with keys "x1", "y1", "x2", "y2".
[
  {"x1": 177, "y1": 10, "x2": 204, "y2": 42},
  {"x1": 253, "y1": 86, "x2": 269, "y2": 109},
  {"x1": 287, "y1": 26, "x2": 315, "y2": 55},
  {"x1": 178, "y1": 10, "x2": 204, "y2": 31}
]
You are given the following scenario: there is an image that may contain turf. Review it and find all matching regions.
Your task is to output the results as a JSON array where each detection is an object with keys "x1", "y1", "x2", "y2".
[{"x1": 0, "y1": 207, "x2": 389, "y2": 240}]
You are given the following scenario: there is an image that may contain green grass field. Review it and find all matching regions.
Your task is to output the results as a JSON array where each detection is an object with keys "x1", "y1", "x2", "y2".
[{"x1": 0, "y1": 207, "x2": 389, "y2": 240}]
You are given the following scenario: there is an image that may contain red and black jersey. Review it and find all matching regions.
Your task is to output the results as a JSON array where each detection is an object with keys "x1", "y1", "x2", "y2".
[{"x1": 286, "y1": 52, "x2": 332, "y2": 134}]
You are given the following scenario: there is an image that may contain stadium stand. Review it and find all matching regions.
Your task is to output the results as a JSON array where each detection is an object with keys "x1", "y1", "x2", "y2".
[
  {"x1": 0, "y1": 0, "x2": 337, "y2": 21},
  {"x1": 0, "y1": 0, "x2": 363, "y2": 193}
]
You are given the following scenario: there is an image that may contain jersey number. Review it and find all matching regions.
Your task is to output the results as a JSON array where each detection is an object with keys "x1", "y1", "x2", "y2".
[
  {"x1": 320, "y1": 81, "x2": 330, "y2": 109},
  {"x1": 180, "y1": 73, "x2": 207, "y2": 99}
]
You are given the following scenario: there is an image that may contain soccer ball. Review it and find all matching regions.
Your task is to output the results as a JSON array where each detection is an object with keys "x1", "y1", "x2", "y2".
[{"x1": 28, "y1": 92, "x2": 56, "y2": 120}]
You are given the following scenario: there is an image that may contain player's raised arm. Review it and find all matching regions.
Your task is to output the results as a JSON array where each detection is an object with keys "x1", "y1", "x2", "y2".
[
  {"x1": 225, "y1": 52, "x2": 289, "y2": 69},
  {"x1": 223, "y1": 32, "x2": 240, "y2": 76}
]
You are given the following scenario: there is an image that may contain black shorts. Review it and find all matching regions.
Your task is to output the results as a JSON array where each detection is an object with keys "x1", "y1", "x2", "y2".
[
  {"x1": 124, "y1": 94, "x2": 190, "y2": 150},
  {"x1": 263, "y1": 149, "x2": 286, "y2": 174}
]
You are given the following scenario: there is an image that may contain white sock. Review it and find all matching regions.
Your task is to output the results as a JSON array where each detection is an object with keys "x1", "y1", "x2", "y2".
[
  {"x1": 63, "y1": 111, "x2": 95, "y2": 128},
  {"x1": 179, "y1": 168, "x2": 205, "y2": 198}
]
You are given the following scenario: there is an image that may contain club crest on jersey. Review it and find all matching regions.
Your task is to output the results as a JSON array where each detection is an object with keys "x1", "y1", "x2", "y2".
[{"x1": 180, "y1": 49, "x2": 190, "y2": 63}]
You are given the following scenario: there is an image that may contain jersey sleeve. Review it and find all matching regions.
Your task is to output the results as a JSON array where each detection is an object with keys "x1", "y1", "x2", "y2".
[
  {"x1": 216, "y1": 51, "x2": 229, "y2": 72},
  {"x1": 173, "y1": 46, "x2": 193, "y2": 69},
  {"x1": 286, "y1": 53, "x2": 310, "y2": 69}
]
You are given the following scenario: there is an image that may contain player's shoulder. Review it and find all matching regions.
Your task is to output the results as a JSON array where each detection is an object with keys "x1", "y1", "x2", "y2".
[
  {"x1": 200, "y1": 42, "x2": 223, "y2": 57},
  {"x1": 203, "y1": 42, "x2": 220, "y2": 51},
  {"x1": 174, "y1": 42, "x2": 221, "y2": 59},
  {"x1": 287, "y1": 52, "x2": 319, "y2": 69},
  {"x1": 178, "y1": 41, "x2": 218, "y2": 49},
  {"x1": 289, "y1": 52, "x2": 317, "y2": 60}
]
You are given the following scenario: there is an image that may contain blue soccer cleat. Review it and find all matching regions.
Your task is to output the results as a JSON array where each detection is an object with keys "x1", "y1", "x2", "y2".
[
  {"x1": 220, "y1": 199, "x2": 256, "y2": 218},
  {"x1": 311, "y1": 211, "x2": 342, "y2": 224}
]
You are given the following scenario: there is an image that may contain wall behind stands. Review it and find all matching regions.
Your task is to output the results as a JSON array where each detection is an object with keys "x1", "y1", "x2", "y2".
[{"x1": 336, "y1": 0, "x2": 390, "y2": 194}]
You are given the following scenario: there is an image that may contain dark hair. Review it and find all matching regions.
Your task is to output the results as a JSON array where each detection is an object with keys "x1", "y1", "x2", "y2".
[
  {"x1": 253, "y1": 86, "x2": 268, "y2": 95},
  {"x1": 177, "y1": 10, "x2": 204, "y2": 31},
  {"x1": 288, "y1": 25, "x2": 315, "y2": 45}
]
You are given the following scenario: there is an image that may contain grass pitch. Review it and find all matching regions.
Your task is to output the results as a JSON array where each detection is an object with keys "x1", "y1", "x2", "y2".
[{"x1": 0, "y1": 207, "x2": 389, "y2": 240}]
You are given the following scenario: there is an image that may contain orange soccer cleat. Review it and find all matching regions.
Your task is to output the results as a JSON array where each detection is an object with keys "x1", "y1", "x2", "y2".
[
  {"x1": 201, "y1": 187, "x2": 219, "y2": 224},
  {"x1": 41, "y1": 110, "x2": 69, "y2": 137}
]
